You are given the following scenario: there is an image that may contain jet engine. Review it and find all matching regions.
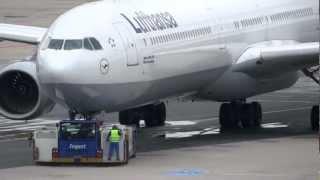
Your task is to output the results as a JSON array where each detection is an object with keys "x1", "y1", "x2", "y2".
[{"x1": 0, "y1": 61, "x2": 55, "y2": 120}]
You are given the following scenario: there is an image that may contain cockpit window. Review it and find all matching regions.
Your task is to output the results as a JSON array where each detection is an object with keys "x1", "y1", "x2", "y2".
[
  {"x1": 89, "y1": 38, "x2": 102, "y2": 50},
  {"x1": 64, "y1": 40, "x2": 83, "y2": 50},
  {"x1": 46, "y1": 38, "x2": 102, "y2": 51},
  {"x1": 84, "y1": 38, "x2": 93, "y2": 50},
  {"x1": 48, "y1": 39, "x2": 64, "y2": 50}
]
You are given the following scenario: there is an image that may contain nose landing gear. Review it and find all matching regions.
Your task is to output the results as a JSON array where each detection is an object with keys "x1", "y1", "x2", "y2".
[{"x1": 68, "y1": 110, "x2": 95, "y2": 120}]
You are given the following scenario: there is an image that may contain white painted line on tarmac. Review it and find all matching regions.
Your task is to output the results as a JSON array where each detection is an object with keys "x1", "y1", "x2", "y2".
[
  {"x1": 0, "y1": 119, "x2": 48, "y2": 125},
  {"x1": 262, "y1": 122, "x2": 288, "y2": 128},
  {"x1": 263, "y1": 107, "x2": 310, "y2": 114},
  {"x1": 0, "y1": 133, "x2": 29, "y2": 139},
  {"x1": 0, "y1": 138, "x2": 27, "y2": 143},
  {"x1": 0, "y1": 120, "x2": 58, "y2": 129},
  {"x1": 166, "y1": 121, "x2": 197, "y2": 126},
  {"x1": 201, "y1": 128, "x2": 220, "y2": 135},
  {"x1": 0, "y1": 125, "x2": 45, "y2": 132},
  {"x1": 165, "y1": 131, "x2": 200, "y2": 138},
  {"x1": 197, "y1": 117, "x2": 219, "y2": 122},
  {"x1": 165, "y1": 127, "x2": 220, "y2": 139},
  {"x1": 257, "y1": 100, "x2": 313, "y2": 103},
  {"x1": 167, "y1": 117, "x2": 219, "y2": 125},
  {"x1": 0, "y1": 121, "x2": 40, "y2": 126}
]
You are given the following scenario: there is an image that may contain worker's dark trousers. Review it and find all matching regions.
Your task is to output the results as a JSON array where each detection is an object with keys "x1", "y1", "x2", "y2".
[{"x1": 108, "y1": 142, "x2": 120, "y2": 160}]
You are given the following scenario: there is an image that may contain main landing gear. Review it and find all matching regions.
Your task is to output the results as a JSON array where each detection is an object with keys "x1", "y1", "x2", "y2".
[
  {"x1": 119, "y1": 102, "x2": 166, "y2": 128},
  {"x1": 219, "y1": 101, "x2": 262, "y2": 130},
  {"x1": 219, "y1": 102, "x2": 319, "y2": 132},
  {"x1": 311, "y1": 105, "x2": 319, "y2": 131}
]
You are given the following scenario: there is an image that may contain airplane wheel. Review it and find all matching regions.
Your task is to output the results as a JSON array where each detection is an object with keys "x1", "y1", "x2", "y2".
[
  {"x1": 311, "y1": 105, "x2": 319, "y2": 131},
  {"x1": 145, "y1": 105, "x2": 160, "y2": 128},
  {"x1": 119, "y1": 110, "x2": 139, "y2": 125},
  {"x1": 219, "y1": 103, "x2": 238, "y2": 130},
  {"x1": 144, "y1": 106, "x2": 156, "y2": 127},
  {"x1": 241, "y1": 104, "x2": 255, "y2": 128},
  {"x1": 120, "y1": 103, "x2": 167, "y2": 128},
  {"x1": 146, "y1": 103, "x2": 166, "y2": 127},
  {"x1": 219, "y1": 103, "x2": 229, "y2": 129},
  {"x1": 155, "y1": 103, "x2": 166, "y2": 126},
  {"x1": 240, "y1": 102, "x2": 262, "y2": 129},
  {"x1": 252, "y1": 102, "x2": 262, "y2": 127},
  {"x1": 119, "y1": 110, "x2": 129, "y2": 125}
]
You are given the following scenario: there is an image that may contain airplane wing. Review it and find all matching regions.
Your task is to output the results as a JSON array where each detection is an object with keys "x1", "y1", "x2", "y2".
[
  {"x1": 233, "y1": 41, "x2": 319, "y2": 77},
  {"x1": 0, "y1": 23, "x2": 47, "y2": 44}
]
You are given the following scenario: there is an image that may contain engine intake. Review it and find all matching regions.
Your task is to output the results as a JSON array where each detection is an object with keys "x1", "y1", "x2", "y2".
[
  {"x1": 0, "y1": 61, "x2": 55, "y2": 120},
  {"x1": 0, "y1": 71, "x2": 39, "y2": 114}
]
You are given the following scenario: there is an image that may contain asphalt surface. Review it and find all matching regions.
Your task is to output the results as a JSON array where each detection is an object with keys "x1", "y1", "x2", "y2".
[{"x1": 0, "y1": 0, "x2": 319, "y2": 179}]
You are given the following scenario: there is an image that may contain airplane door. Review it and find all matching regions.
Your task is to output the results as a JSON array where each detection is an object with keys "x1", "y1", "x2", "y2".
[{"x1": 113, "y1": 23, "x2": 139, "y2": 66}]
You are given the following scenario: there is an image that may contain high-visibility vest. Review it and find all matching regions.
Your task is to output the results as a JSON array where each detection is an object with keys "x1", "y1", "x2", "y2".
[{"x1": 110, "y1": 129, "x2": 121, "y2": 142}]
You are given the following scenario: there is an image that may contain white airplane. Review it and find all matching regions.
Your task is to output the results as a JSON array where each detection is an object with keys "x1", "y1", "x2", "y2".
[{"x1": 0, "y1": 0, "x2": 318, "y2": 130}]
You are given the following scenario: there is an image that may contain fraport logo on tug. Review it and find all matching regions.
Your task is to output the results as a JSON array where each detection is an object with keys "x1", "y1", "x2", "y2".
[
  {"x1": 120, "y1": 11, "x2": 178, "y2": 33},
  {"x1": 69, "y1": 144, "x2": 87, "y2": 151}
]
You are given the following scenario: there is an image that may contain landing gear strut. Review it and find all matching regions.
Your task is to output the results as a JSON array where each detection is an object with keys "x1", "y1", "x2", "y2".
[
  {"x1": 219, "y1": 101, "x2": 262, "y2": 130},
  {"x1": 119, "y1": 102, "x2": 166, "y2": 128},
  {"x1": 311, "y1": 105, "x2": 319, "y2": 131},
  {"x1": 68, "y1": 110, "x2": 94, "y2": 121},
  {"x1": 68, "y1": 110, "x2": 78, "y2": 120}
]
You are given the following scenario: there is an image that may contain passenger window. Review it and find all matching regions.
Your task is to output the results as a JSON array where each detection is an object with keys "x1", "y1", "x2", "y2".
[
  {"x1": 170, "y1": 34, "x2": 174, "y2": 41},
  {"x1": 64, "y1": 40, "x2": 82, "y2": 50},
  {"x1": 84, "y1": 38, "x2": 93, "y2": 50},
  {"x1": 89, "y1": 38, "x2": 102, "y2": 50},
  {"x1": 48, "y1": 39, "x2": 64, "y2": 50},
  {"x1": 183, "y1": 32, "x2": 187, "y2": 38},
  {"x1": 155, "y1": 37, "x2": 159, "y2": 44},
  {"x1": 192, "y1": 30, "x2": 195, "y2": 37},
  {"x1": 160, "y1": 36, "x2": 165, "y2": 43}
]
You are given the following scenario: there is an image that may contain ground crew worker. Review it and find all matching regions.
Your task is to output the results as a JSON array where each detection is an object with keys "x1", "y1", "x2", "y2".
[{"x1": 107, "y1": 125, "x2": 122, "y2": 161}]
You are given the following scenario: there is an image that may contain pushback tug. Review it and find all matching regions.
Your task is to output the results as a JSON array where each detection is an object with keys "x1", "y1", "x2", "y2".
[{"x1": 32, "y1": 120, "x2": 136, "y2": 165}]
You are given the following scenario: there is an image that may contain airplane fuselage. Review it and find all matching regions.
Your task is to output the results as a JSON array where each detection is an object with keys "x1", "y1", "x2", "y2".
[{"x1": 37, "y1": 0, "x2": 319, "y2": 113}]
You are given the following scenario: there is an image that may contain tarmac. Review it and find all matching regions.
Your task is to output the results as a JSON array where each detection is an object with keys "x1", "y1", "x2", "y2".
[{"x1": 0, "y1": 0, "x2": 319, "y2": 180}]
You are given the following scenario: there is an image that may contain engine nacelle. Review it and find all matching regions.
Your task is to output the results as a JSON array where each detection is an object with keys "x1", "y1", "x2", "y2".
[{"x1": 0, "y1": 61, "x2": 55, "y2": 120}]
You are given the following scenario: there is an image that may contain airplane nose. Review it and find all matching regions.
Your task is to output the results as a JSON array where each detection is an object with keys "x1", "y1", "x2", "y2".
[
  {"x1": 37, "y1": 51, "x2": 98, "y2": 84},
  {"x1": 37, "y1": 53, "x2": 71, "y2": 84},
  {"x1": 37, "y1": 51, "x2": 105, "y2": 111}
]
